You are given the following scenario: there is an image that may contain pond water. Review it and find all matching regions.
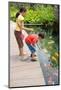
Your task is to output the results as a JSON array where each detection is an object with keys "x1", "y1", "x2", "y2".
[
  {"x1": 25, "y1": 25, "x2": 59, "y2": 85},
  {"x1": 36, "y1": 45, "x2": 59, "y2": 85}
]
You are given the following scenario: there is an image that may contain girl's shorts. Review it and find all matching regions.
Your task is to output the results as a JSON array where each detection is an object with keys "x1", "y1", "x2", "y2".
[{"x1": 14, "y1": 30, "x2": 24, "y2": 48}]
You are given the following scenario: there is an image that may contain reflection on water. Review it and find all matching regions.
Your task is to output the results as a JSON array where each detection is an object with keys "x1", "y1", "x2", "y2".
[{"x1": 36, "y1": 45, "x2": 59, "y2": 85}]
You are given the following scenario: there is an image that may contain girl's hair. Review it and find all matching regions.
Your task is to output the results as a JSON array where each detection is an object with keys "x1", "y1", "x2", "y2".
[
  {"x1": 16, "y1": 12, "x2": 20, "y2": 18},
  {"x1": 19, "y1": 7, "x2": 27, "y2": 13},
  {"x1": 38, "y1": 32, "x2": 45, "y2": 39},
  {"x1": 16, "y1": 7, "x2": 27, "y2": 18}
]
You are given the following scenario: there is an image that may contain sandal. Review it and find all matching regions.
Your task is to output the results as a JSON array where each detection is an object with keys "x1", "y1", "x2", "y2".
[
  {"x1": 30, "y1": 54, "x2": 37, "y2": 57},
  {"x1": 31, "y1": 59, "x2": 37, "y2": 61}
]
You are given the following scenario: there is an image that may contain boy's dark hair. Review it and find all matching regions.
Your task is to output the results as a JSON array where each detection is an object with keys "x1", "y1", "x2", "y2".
[
  {"x1": 16, "y1": 7, "x2": 27, "y2": 18},
  {"x1": 38, "y1": 32, "x2": 45, "y2": 39}
]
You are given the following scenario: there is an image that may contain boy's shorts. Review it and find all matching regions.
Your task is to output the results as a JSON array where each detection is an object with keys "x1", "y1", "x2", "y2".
[{"x1": 26, "y1": 43, "x2": 36, "y2": 53}]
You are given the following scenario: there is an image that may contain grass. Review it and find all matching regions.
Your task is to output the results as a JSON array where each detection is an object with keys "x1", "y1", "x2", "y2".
[{"x1": 42, "y1": 35, "x2": 59, "y2": 68}]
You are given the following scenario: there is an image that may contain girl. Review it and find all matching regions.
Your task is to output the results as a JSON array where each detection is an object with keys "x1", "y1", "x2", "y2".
[{"x1": 14, "y1": 7, "x2": 33, "y2": 56}]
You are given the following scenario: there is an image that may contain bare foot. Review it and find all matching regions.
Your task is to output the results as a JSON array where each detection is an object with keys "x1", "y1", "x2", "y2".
[
  {"x1": 19, "y1": 52, "x2": 27, "y2": 56},
  {"x1": 23, "y1": 51, "x2": 27, "y2": 55}
]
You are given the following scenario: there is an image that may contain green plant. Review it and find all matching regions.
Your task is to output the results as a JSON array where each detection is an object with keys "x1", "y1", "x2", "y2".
[{"x1": 10, "y1": 3, "x2": 56, "y2": 24}]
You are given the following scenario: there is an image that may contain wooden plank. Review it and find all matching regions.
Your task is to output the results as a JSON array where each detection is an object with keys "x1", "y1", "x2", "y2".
[{"x1": 10, "y1": 21, "x2": 45, "y2": 87}]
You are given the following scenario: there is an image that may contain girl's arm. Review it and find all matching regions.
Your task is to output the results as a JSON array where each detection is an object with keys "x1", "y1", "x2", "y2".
[
  {"x1": 23, "y1": 27, "x2": 34, "y2": 31},
  {"x1": 17, "y1": 20, "x2": 34, "y2": 31}
]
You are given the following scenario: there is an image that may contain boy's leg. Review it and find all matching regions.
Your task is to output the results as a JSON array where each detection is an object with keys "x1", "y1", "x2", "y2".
[
  {"x1": 26, "y1": 43, "x2": 37, "y2": 61},
  {"x1": 31, "y1": 53, "x2": 37, "y2": 61},
  {"x1": 30, "y1": 46, "x2": 38, "y2": 61}
]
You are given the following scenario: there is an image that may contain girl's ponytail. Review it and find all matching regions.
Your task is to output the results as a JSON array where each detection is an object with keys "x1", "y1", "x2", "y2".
[
  {"x1": 16, "y1": 12, "x2": 20, "y2": 18},
  {"x1": 16, "y1": 7, "x2": 27, "y2": 18}
]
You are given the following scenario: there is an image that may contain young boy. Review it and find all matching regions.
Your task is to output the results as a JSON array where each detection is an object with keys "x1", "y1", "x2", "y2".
[{"x1": 25, "y1": 32, "x2": 45, "y2": 61}]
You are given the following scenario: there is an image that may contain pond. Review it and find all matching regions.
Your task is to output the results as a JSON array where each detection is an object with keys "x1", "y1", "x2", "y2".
[
  {"x1": 25, "y1": 25, "x2": 59, "y2": 68},
  {"x1": 25, "y1": 25, "x2": 59, "y2": 85}
]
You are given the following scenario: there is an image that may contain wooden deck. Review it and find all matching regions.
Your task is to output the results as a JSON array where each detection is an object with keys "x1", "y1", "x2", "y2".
[{"x1": 10, "y1": 21, "x2": 45, "y2": 87}]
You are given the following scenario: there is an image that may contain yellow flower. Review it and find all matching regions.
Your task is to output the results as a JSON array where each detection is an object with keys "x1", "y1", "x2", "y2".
[
  {"x1": 49, "y1": 36, "x2": 52, "y2": 39},
  {"x1": 55, "y1": 52, "x2": 59, "y2": 57},
  {"x1": 51, "y1": 56, "x2": 57, "y2": 61},
  {"x1": 43, "y1": 48, "x2": 48, "y2": 53},
  {"x1": 48, "y1": 41, "x2": 54, "y2": 44},
  {"x1": 48, "y1": 46, "x2": 52, "y2": 50}
]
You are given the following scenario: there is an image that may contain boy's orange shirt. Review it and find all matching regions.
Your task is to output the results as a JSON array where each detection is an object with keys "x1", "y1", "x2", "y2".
[{"x1": 25, "y1": 34, "x2": 38, "y2": 45}]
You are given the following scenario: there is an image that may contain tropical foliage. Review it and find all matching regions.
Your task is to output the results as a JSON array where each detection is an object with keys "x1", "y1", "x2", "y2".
[{"x1": 9, "y1": 2, "x2": 59, "y2": 68}]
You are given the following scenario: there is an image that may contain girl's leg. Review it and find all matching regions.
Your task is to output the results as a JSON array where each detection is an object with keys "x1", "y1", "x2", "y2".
[
  {"x1": 19, "y1": 48, "x2": 23, "y2": 56},
  {"x1": 19, "y1": 36, "x2": 23, "y2": 56},
  {"x1": 14, "y1": 30, "x2": 24, "y2": 56},
  {"x1": 19, "y1": 48, "x2": 27, "y2": 56}
]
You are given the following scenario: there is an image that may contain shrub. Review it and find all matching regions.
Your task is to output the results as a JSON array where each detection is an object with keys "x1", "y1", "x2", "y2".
[{"x1": 10, "y1": 4, "x2": 56, "y2": 24}]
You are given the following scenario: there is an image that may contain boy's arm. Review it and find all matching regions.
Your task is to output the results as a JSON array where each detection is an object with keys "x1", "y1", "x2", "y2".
[{"x1": 37, "y1": 41, "x2": 42, "y2": 49}]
